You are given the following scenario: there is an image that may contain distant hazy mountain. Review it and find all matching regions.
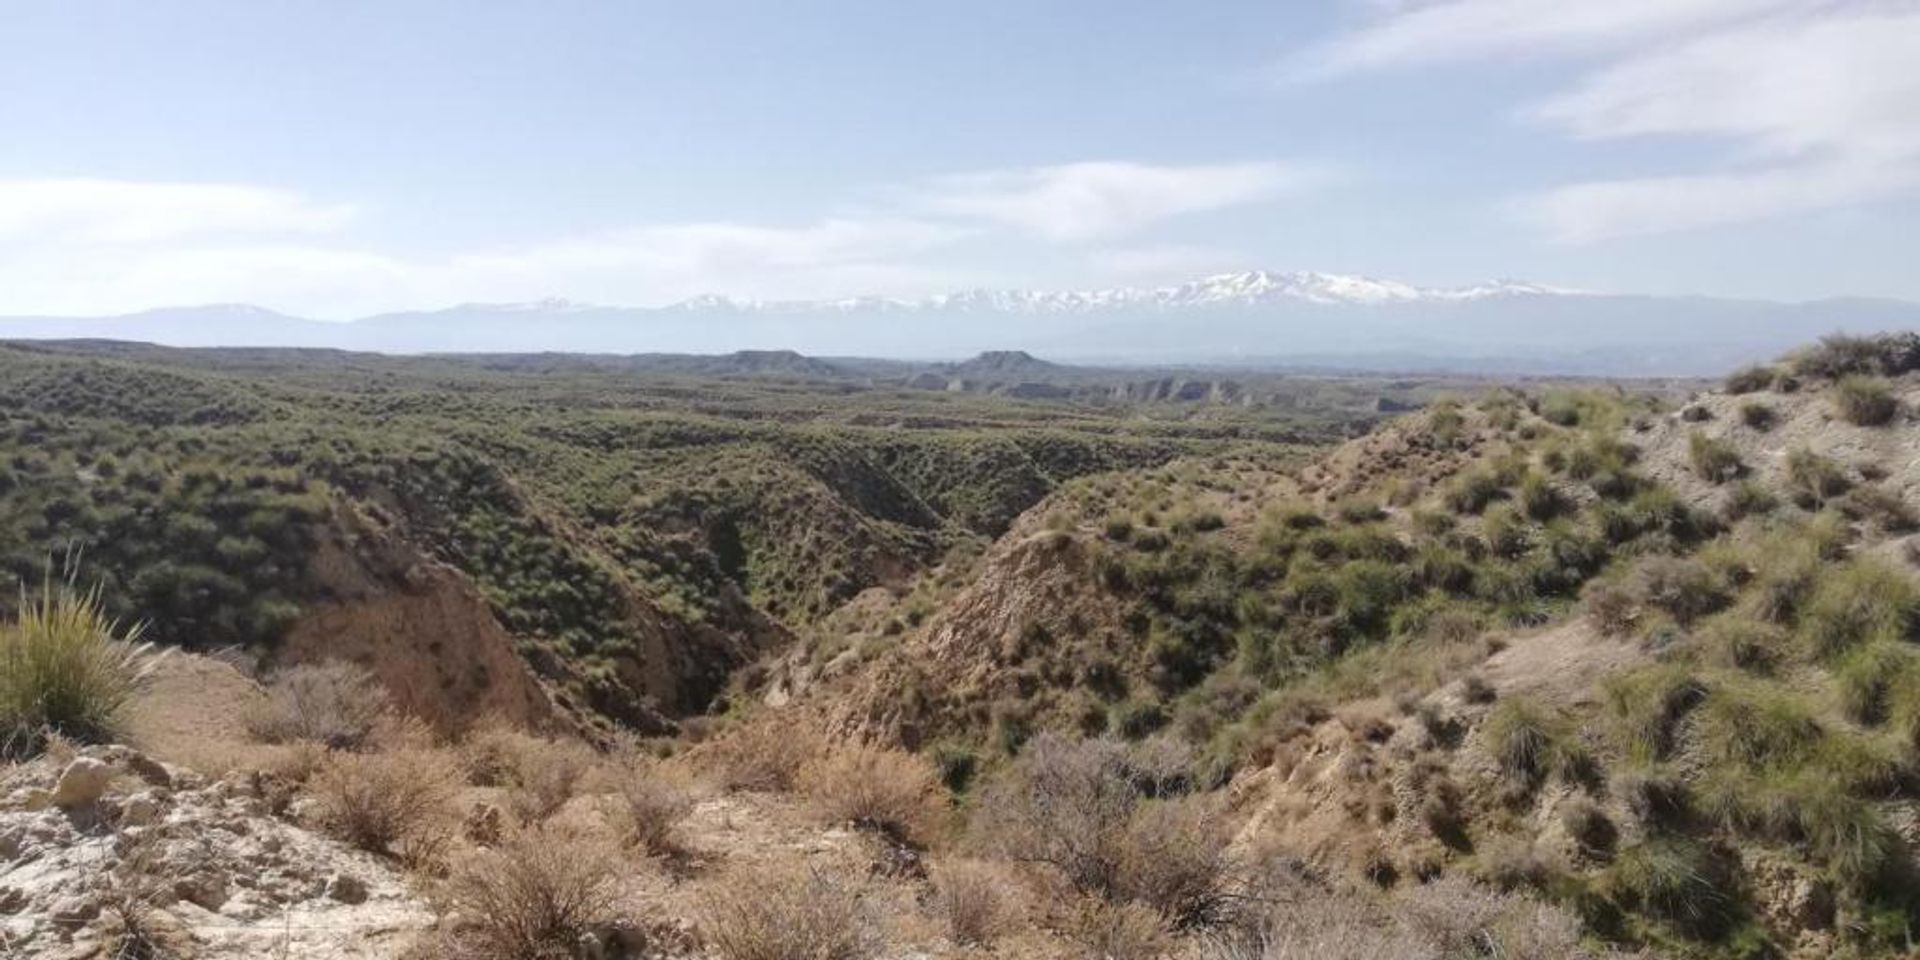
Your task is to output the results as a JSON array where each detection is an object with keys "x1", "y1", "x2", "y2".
[{"x1": 5, "y1": 271, "x2": 1917, "y2": 375}]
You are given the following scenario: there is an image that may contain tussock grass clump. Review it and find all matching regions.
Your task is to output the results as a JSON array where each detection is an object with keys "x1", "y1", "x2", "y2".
[
  {"x1": 1696, "y1": 684, "x2": 1821, "y2": 772},
  {"x1": 244, "y1": 660, "x2": 392, "y2": 750},
  {"x1": 1686, "y1": 431, "x2": 1742, "y2": 483},
  {"x1": 0, "y1": 580, "x2": 155, "y2": 754},
  {"x1": 699, "y1": 867, "x2": 872, "y2": 960},
  {"x1": 1629, "y1": 555, "x2": 1729, "y2": 627},
  {"x1": 1785, "y1": 448, "x2": 1852, "y2": 507},
  {"x1": 1603, "y1": 664, "x2": 1706, "y2": 763},
  {"x1": 1722, "y1": 480, "x2": 1777, "y2": 521},
  {"x1": 1833, "y1": 375, "x2": 1899, "y2": 426},
  {"x1": 1517, "y1": 473, "x2": 1566, "y2": 521},
  {"x1": 1696, "y1": 616, "x2": 1790, "y2": 674},
  {"x1": 1443, "y1": 468, "x2": 1503, "y2": 515},
  {"x1": 437, "y1": 825, "x2": 622, "y2": 960},
  {"x1": 1582, "y1": 580, "x2": 1637, "y2": 636},
  {"x1": 797, "y1": 742, "x2": 946, "y2": 845},
  {"x1": 1840, "y1": 484, "x2": 1918, "y2": 533},
  {"x1": 1604, "y1": 839, "x2": 1734, "y2": 938},
  {"x1": 1480, "y1": 698, "x2": 1587, "y2": 789},
  {"x1": 310, "y1": 746, "x2": 461, "y2": 857},
  {"x1": 1835, "y1": 642, "x2": 1920, "y2": 725},
  {"x1": 1797, "y1": 558, "x2": 1917, "y2": 659}
]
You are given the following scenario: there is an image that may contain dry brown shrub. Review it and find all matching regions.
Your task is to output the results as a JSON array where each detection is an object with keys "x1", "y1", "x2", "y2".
[
  {"x1": 969, "y1": 733, "x2": 1233, "y2": 927},
  {"x1": 309, "y1": 746, "x2": 461, "y2": 857},
  {"x1": 797, "y1": 742, "x2": 946, "y2": 845},
  {"x1": 1067, "y1": 900, "x2": 1168, "y2": 960},
  {"x1": 436, "y1": 824, "x2": 624, "y2": 960},
  {"x1": 459, "y1": 723, "x2": 599, "y2": 824},
  {"x1": 698, "y1": 866, "x2": 872, "y2": 960},
  {"x1": 1201, "y1": 873, "x2": 1606, "y2": 960},
  {"x1": 699, "y1": 719, "x2": 827, "y2": 792},
  {"x1": 602, "y1": 761, "x2": 697, "y2": 857},
  {"x1": 929, "y1": 859, "x2": 1009, "y2": 946},
  {"x1": 243, "y1": 660, "x2": 393, "y2": 750},
  {"x1": 1115, "y1": 796, "x2": 1235, "y2": 927}
]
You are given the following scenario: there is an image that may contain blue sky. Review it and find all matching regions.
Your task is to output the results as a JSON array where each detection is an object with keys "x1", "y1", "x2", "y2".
[{"x1": 2, "y1": 0, "x2": 1916, "y2": 318}]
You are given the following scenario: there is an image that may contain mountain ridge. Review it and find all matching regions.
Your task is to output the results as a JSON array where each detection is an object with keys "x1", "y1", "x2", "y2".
[{"x1": 4, "y1": 270, "x2": 1918, "y2": 375}]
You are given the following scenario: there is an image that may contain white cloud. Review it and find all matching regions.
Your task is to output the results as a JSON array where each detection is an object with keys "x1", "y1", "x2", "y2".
[
  {"x1": 905, "y1": 161, "x2": 1315, "y2": 241},
  {"x1": 0, "y1": 158, "x2": 1318, "y2": 316},
  {"x1": 0, "y1": 179, "x2": 353, "y2": 244},
  {"x1": 1086, "y1": 244, "x2": 1249, "y2": 284},
  {"x1": 0, "y1": 212, "x2": 977, "y2": 318},
  {"x1": 1308, "y1": 0, "x2": 1920, "y2": 240},
  {"x1": 1302, "y1": 0, "x2": 1821, "y2": 74}
]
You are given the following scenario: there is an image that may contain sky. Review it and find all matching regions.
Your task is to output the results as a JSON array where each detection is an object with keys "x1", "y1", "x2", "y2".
[{"x1": 1, "y1": 0, "x2": 1917, "y2": 319}]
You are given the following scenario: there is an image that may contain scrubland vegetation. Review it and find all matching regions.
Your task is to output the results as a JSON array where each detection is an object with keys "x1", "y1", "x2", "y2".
[{"x1": 14, "y1": 333, "x2": 1920, "y2": 958}]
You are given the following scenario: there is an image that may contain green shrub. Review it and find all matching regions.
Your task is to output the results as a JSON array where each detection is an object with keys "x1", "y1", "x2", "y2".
[
  {"x1": 1833, "y1": 375, "x2": 1899, "y2": 426},
  {"x1": 0, "y1": 581, "x2": 155, "y2": 754},
  {"x1": 1724, "y1": 365, "x2": 1777, "y2": 394},
  {"x1": 1737, "y1": 401, "x2": 1775, "y2": 430},
  {"x1": 1793, "y1": 332, "x2": 1920, "y2": 380},
  {"x1": 1686, "y1": 431, "x2": 1742, "y2": 484}
]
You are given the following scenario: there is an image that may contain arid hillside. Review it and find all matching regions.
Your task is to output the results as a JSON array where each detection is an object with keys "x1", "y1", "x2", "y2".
[{"x1": 13, "y1": 334, "x2": 1920, "y2": 960}]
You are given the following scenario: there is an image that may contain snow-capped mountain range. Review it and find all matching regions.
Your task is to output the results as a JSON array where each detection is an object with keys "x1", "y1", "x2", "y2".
[
  {"x1": 654, "y1": 272, "x2": 1574, "y2": 314},
  {"x1": 2, "y1": 270, "x2": 1915, "y2": 376}
]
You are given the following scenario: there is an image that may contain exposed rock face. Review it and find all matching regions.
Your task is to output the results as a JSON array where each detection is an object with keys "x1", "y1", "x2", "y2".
[
  {"x1": 0, "y1": 745, "x2": 429, "y2": 959},
  {"x1": 278, "y1": 501, "x2": 560, "y2": 734}
]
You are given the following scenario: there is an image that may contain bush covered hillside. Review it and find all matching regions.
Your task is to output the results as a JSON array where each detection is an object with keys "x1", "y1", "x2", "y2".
[
  {"x1": 21, "y1": 333, "x2": 1920, "y2": 960},
  {"x1": 0, "y1": 339, "x2": 1462, "y2": 733}
]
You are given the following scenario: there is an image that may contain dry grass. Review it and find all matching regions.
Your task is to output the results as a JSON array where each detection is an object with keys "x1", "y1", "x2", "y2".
[
  {"x1": 436, "y1": 824, "x2": 623, "y2": 960},
  {"x1": 797, "y1": 742, "x2": 946, "y2": 845},
  {"x1": 698, "y1": 866, "x2": 872, "y2": 960},
  {"x1": 309, "y1": 745, "x2": 462, "y2": 858},
  {"x1": 243, "y1": 660, "x2": 392, "y2": 750}
]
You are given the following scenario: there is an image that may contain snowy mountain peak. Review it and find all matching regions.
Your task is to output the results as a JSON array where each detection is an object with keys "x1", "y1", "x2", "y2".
[{"x1": 653, "y1": 271, "x2": 1582, "y2": 315}]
